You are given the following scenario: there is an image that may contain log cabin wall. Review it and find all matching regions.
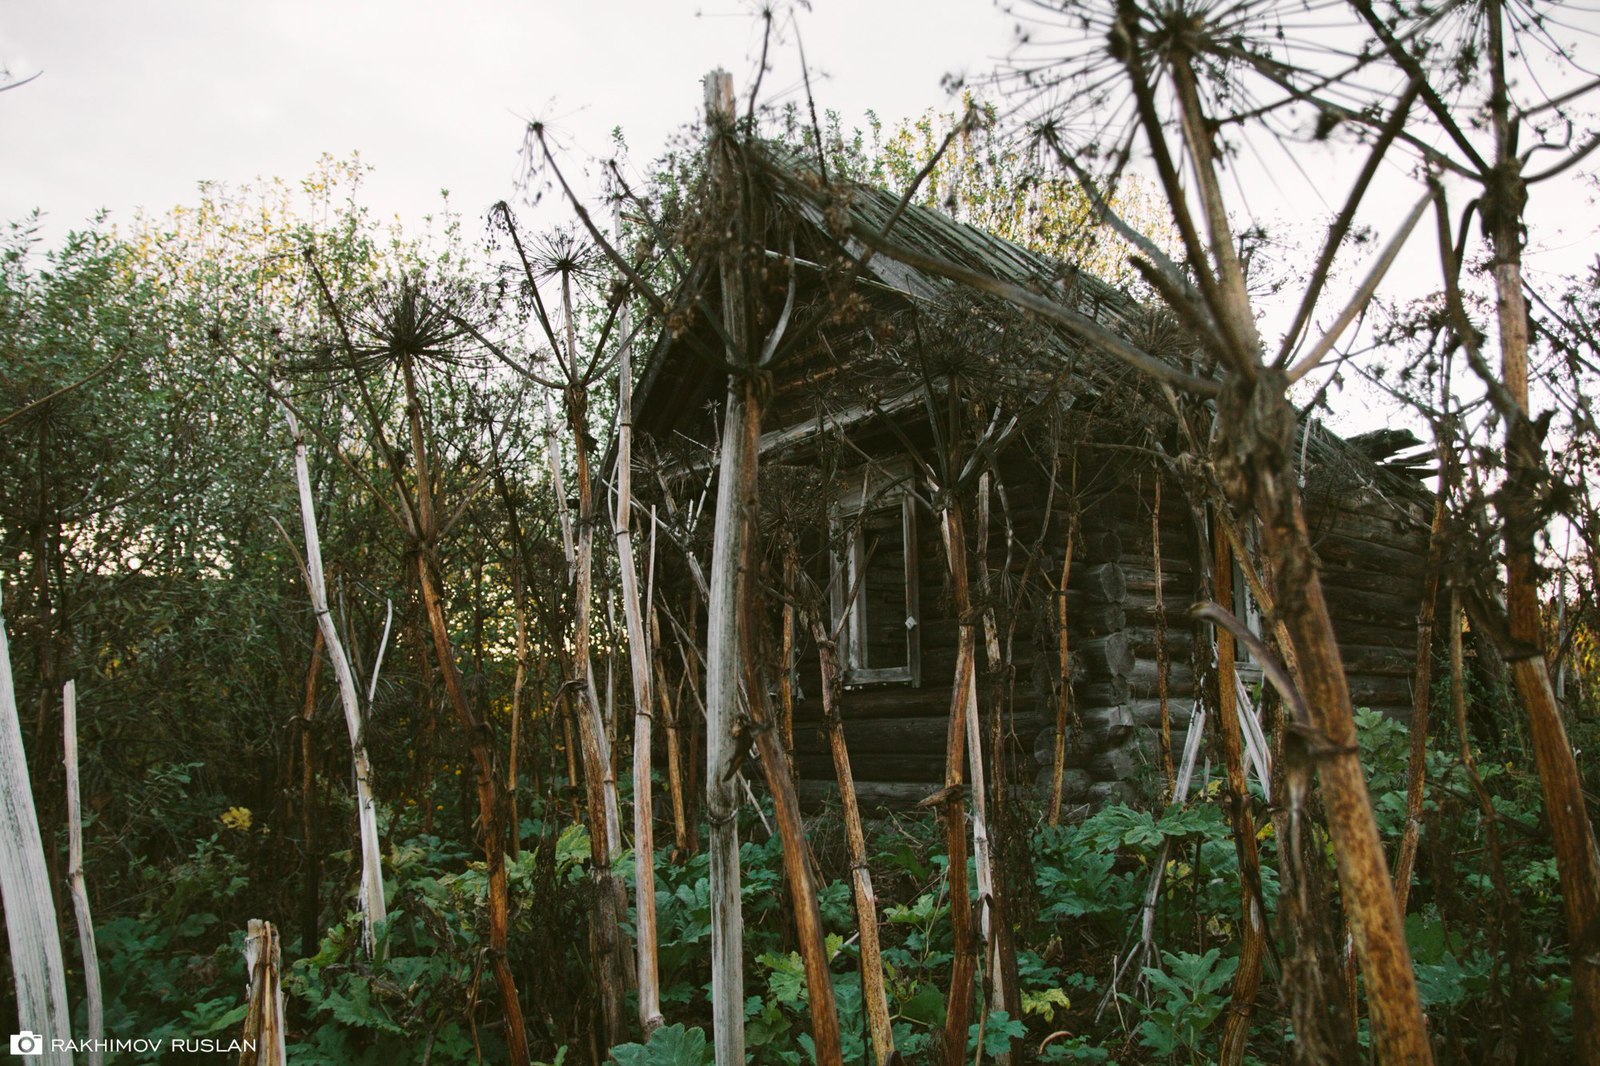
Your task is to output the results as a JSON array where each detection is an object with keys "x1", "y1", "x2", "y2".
[
  {"x1": 782, "y1": 427, "x2": 1431, "y2": 813},
  {"x1": 788, "y1": 435, "x2": 1210, "y2": 813},
  {"x1": 1301, "y1": 441, "x2": 1434, "y2": 723}
]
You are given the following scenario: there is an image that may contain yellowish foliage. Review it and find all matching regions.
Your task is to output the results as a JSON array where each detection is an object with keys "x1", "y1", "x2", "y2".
[{"x1": 873, "y1": 99, "x2": 1177, "y2": 288}]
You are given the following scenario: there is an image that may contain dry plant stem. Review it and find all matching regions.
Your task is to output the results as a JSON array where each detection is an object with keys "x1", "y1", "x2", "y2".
[
  {"x1": 1482, "y1": 2, "x2": 1600, "y2": 1043},
  {"x1": 741, "y1": 578, "x2": 842, "y2": 1061},
  {"x1": 1048, "y1": 513, "x2": 1075, "y2": 825},
  {"x1": 62, "y1": 680, "x2": 104, "y2": 1066},
  {"x1": 508, "y1": 566, "x2": 527, "y2": 863},
  {"x1": 1154, "y1": 474, "x2": 1173, "y2": 800},
  {"x1": 392, "y1": 352, "x2": 528, "y2": 1065},
  {"x1": 563, "y1": 385, "x2": 624, "y2": 863},
  {"x1": 240, "y1": 920, "x2": 287, "y2": 1066},
  {"x1": 550, "y1": 326, "x2": 630, "y2": 1040},
  {"x1": 781, "y1": 548, "x2": 798, "y2": 776},
  {"x1": 1161, "y1": 33, "x2": 1430, "y2": 1059},
  {"x1": 1209, "y1": 534, "x2": 1265, "y2": 1066},
  {"x1": 614, "y1": 289, "x2": 664, "y2": 1034},
  {"x1": 1391, "y1": 483, "x2": 1447, "y2": 911},
  {"x1": 937, "y1": 502, "x2": 980, "y2": 1066},
  {"x1": 652, "y1": 610, "x2": 691, "y2": 855},
  {"x1": 415, "y1": 553, "x2": 529, "y2": 1064},
  {"x1": 704, "y1": 65, "x2": 751, "y2": 1066},
  {"x1": 972, "y1": 473, "x2": 1015, "y2": 1045},
  {"x1": 811, "y1": 619, "x2": 895, "y2": 1063},
  {"x1": 281, "y1": 399, "x2": 387, "y2": 955},
  {"x1": 1450, "y1": 593, "x2": 1513, "y2": 916},
  {"x1": 299, "y1": 633, "x2": 323, "y2": 957},
  {"x1": 1216, "y1": 371, "x2": 1430, "y2": 1064}
]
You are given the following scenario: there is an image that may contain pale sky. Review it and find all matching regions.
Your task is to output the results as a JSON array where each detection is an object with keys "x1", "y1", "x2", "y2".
[
  {"x1": 1, "y1": 1, "x2": 1015, "y2": 237},
  {"x1": 4, "y1": 1, "x2": 1596, "y2": 440}
]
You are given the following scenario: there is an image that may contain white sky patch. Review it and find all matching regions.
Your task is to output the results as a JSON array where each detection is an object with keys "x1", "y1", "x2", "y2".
[{"x1": 1, "y1": 1, "x2": 1013, "y2": 236}]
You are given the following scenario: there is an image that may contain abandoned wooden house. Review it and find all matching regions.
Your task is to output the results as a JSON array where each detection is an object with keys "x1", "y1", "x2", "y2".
[{"x1": 629, "y1": 154, "x2": 1435, "y2": 812}]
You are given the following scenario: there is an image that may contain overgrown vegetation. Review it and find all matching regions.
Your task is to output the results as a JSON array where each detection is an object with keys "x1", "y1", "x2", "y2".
[{"x1": 4, "y1": 2, "x2": 1600, "y2": 1064}]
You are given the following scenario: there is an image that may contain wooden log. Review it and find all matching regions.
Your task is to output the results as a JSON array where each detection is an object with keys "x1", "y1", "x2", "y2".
[
  {"x1": 793, "y1": 688, "x2": 950, "y2": 722},
  {"x1": 1127, "y1": 628, "x2": 1196, "y2": 661},
  {"x1": 1124, "y1": 601, "x2": 1192, "y2": 626},
  {"x1": 1336, "y1": 644, "x2": 1418, "y2": 678},
  {"x1": 1328, "y1": 619, "x2": 1419, "y2": 648},
  {"x1": 798, "y1": 779, "x2": 953, "y2": 810},
  {"x1": 796, "y1": 752, "x2": 947, "y2": 783},
  {"x1": 1031, "y1": 705, "x2": 1135, "y2": 760},
  {"x1": 1311, "y1": 532, "x2": 1428, "y2": 573},
  {"x1": 1077, "y1": 633, "x2": 1135, "y2": 679},
  {"x1": 1315, "y1": 562, "x2": 1427, "y2": 596},
  {"x1": 1068, "y1": 563, "x2": 1127, "y2": 605},
  {"x1": 1321, "y1": 586, "x2": 1421, "y2": 626},
  {"x1": 1078, "y1": 678, "x2": 1132, "y2": 706},
  {"x1": 795, "y1": 711, "x2": 1053, "y2": 756},
  {"x1": 1018, "y1": 525, "x2": 1124, "y2": 565},
  {"x1": 1088, "y1": 743, "x2": 1146, "y2": 781},
  {"x1": 1127, "y1": 698, "x2": 1197, "y2": 730},
  {"x1": 1059, "y1": 602, "x2": 1127, "y2": 637},
  {"x1": 923, "y1": 649, "x2": 1045, "y2": 688},
  {"x1": 1086, "y1": 780, "x2": 1139, "y2": 806},
  {"x1": 1306, "y1": 504, "x2": 1432, "y2": 541},
  {"x1": 1348, "y1": 676, "x2": 1417, "y2": 709},
  {"x1": 1127, "y1": 659, "x2": 1196, "y2": 695}
]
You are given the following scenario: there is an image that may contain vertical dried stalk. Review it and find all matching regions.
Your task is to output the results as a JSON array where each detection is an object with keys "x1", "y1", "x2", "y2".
[
  {"x1": 1154, "y1": 473, "x2": 1173, "y2": 801},
  {"x1": 541, "y1": 268, "x2": 632, "y2": 1043},
  {"x1": 508, "y1": 565, "x2": 527, "y2": 862},
  {"x1": 299, "y1": 633, "x2": 323, "y2": 957},
  {"x1": 936, "y1": 501, "x2": 979, "y2": 1066},
  {"x1": 63, "y1": 680, "x2": 103, "y2": 1066},
  {"x1": 1391, "y1": 477, "x2": 1447, "y2": 910},
  {"x1": 240, "y1": 920, "x2": 287, "y2": 1066},
  {"x1": 415, "y1": 555, "x2": 529, "y2": 1063},
  {"x1": 781, "y1": 547, "x2": 798, "y2": 775},
  {"x1": 743, "y1": 598, "x2": 842, "y2": 1061},
  {"x1": 1209, "y1": 531, "x2": 1265, "y2": 1066},
  {"x1": 812, "y1": 617, "x2": 895, "y2": 1062},
  {"x1": 1451, "y1": 593, "x2": 1512, "y2": 912},
  {"x1": 1048, "y1": 509, "x2": 1075, "y2": 826},
  {"x1": 653, "y1": 611, "x2": 690, "y2": 856},
  {"x1": 281, "y1": 398, "x2": 388, "y2": 955},
  {"x1": 972, "y1": 472, "x2": 1015, "y2": 1050},
  {"x1": 613, "y1": 273, "x2": 664, "y2": 1034},
  {"x1": 703, "y1": 66, "x2": 749, "y2": 1064},
  {"x1": 1482, "y1": 5, "x2": 1600, "y2": 1039},
  {"x1": 389, "y1": 348, "x2": 529, "y2": 1065}
]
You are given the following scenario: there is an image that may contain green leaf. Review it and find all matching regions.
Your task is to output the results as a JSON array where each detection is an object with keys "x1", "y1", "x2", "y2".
[
  {"x1": 970, "y1": 1011, "x2": 1027, "y2": 1057},
  {"x1": 607, "y1": 1023, "x2": 714, "y2": 1065}
]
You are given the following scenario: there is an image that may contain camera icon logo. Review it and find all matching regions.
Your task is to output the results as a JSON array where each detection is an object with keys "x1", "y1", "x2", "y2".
[{"x1": 9, "y1": 1031, "x2": 44, "y2": 1057}]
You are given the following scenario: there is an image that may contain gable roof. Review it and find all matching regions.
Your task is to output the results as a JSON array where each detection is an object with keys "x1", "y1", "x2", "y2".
[
  {"x1": 627, "y1": 149, "x2": 1431, "y2": 524},
  {"x1": 630, "y1": 150, "x2": 1146, "y2": 440}
]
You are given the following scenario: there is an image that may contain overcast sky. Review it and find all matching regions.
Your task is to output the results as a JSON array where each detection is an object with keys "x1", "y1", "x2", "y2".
[
  {"x1": 5, "y1": 1, "x2": 1597, "y2": 439},
  {"x1": 1, "y1": 1, "x2": 1015, "y2": 238}
]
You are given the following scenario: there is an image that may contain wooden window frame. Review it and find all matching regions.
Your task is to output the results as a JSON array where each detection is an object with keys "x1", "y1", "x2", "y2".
[{"x1": 830, "y1": 473, "x2": 921, "y2": 688}]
